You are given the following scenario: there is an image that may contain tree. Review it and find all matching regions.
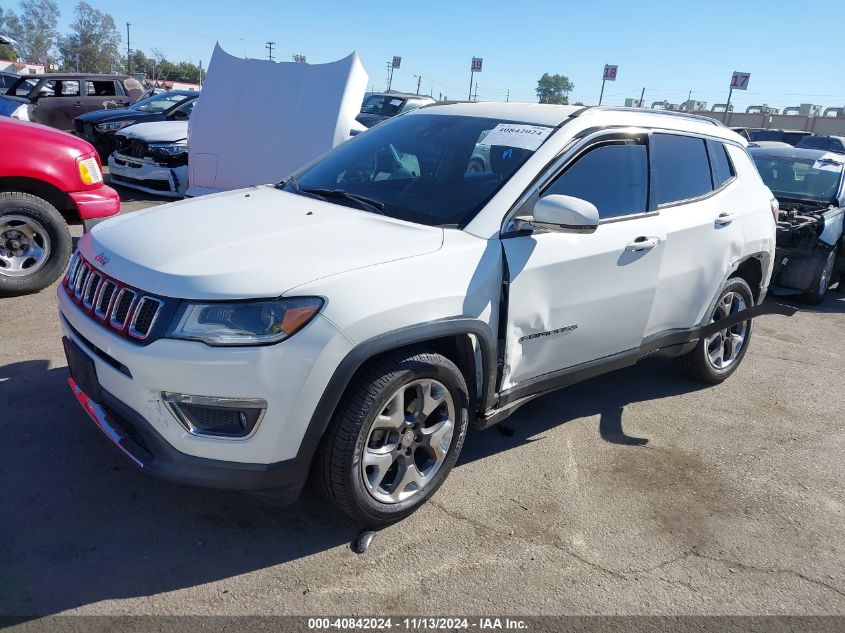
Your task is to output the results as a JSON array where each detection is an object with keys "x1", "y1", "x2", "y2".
[
  {"x1": 57, "y1": 2, "x2": 120, "y2": 73},
  {"x1": 536, "y1": 73, "x2": 574, "y2": 105},
  {"x1": 7, "y1": 0, "x2": 60, "y2": 64},
  {"x1": 0, "y1": 6, "x2": 22, "y2": 60}
]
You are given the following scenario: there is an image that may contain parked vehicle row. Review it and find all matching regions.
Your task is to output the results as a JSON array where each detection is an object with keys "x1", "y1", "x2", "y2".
[{"x1": 58, "y1": 104, "x2": 792, "y2": 524}]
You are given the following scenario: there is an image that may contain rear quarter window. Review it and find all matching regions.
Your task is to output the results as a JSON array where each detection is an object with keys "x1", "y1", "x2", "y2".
[
  {"x1": 707, "y1": 140, "x2": 734, "y2": 188},
  {"x1": 652, "y1": 133, "x2": 713, "y2": 205}
]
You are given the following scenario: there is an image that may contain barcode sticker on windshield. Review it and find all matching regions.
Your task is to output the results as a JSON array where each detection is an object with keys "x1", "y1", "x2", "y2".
[{"x1": 480, "y1": 124, "x2": 553, "y2": 151}]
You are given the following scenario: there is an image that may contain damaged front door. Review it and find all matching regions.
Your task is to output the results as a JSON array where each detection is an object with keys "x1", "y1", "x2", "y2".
[{"x1": 500, "y1": 137, "x2": 665, "y2": 391}]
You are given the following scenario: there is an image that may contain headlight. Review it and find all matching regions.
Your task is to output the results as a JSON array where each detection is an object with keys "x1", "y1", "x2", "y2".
[
  {"x1": 77, "y1": 156, "x2": 103, "y2": 185},
  {"x1": 148, "y1": 142, "x2": 188, "y2": 156},
  {"x1": 167, "y1": 297, "x2": 324, "y2": 345},
  {"x1": 95, "y1": 120, "x2": 135, "y2": 132},
  {"x1": 11, "y1": 104, "x2": 29, "y2": 121}
]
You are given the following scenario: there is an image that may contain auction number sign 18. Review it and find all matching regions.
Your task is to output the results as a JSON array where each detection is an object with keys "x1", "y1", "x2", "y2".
[
  {"x1": 730, "y1": 71, "x2": 750, "y2": 90},
  {"x1": 603, "y1": 65, "x2": 618, "y2": 81}
]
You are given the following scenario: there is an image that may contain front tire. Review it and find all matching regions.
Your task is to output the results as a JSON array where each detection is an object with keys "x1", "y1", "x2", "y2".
[
  {"x1": 676, "y1": 277, "x2": 754, "y2": 384},
  {"x1": 803, "y1": 248, "x2": 836, "y2": 305},
  {"x1": 316, "y1": 350, "x2": 469, "y2": 526},
  {"x1": 0, "y1": 192, "x2": 72, "y2": 297}
]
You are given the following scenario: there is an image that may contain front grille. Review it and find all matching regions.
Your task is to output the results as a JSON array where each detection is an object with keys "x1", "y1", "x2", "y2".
[{"x1": 64, "y1": 253, "x2": 168, "y2": 343}]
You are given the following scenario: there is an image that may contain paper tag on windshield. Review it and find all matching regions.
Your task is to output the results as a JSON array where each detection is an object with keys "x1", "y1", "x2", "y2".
[
  {"x1": 389, "y1": 99, "x2": 403, "y2": 106},
  {"x1": 813, "y1": 154, "x2": 843, "y2": 172},
  {"x1": 481, "y1": 124, "x2": 553, "y2": 151}
]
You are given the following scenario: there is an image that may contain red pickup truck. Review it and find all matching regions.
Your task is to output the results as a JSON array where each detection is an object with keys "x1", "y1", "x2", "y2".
[{"x1": 0, "y1": 117, "x2": 120, "y2": 295}]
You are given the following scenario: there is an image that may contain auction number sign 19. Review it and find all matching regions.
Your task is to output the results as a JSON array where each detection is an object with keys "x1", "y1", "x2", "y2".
[{"x1": 469, "y1": 57, "x2": 483, "y2": 101}]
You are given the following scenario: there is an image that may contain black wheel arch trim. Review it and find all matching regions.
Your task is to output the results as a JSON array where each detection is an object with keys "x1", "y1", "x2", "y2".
[{"x1": 295, "y1": 317, "x2": 498, "y2": 471}]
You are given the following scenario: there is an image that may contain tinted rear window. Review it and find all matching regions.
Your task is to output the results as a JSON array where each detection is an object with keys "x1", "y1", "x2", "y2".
[
  {"x1": 798, "y1": 137, "x2": 830, "y2": 150},
  {"x1": 652, "y1": 134, "x2": 713, "y2": 205},
  {"x1": 707, "y1": 140, "x2": 734, "y2": 188}
]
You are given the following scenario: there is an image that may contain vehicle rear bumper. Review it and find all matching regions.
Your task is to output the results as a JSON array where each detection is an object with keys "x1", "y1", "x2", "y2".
[{"x1": 68, "y1": 185, "x2": 121, "y2": 220}]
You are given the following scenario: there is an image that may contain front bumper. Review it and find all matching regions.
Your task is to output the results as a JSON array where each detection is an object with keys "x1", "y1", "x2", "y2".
[
  {"x1": 108, "y1": 153, "x2": 188, "y2": 198},
  {"x1": 58, "y1": 284, "x2": 354, "y2": 492},
  {"x1": 68, "y1": 185, "x2": 121, "y2": 220}
]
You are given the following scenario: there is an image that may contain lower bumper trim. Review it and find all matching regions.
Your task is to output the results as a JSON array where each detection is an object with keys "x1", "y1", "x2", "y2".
[{"x1": 67, "y1": 376, "x2": 308, "y2": 500}]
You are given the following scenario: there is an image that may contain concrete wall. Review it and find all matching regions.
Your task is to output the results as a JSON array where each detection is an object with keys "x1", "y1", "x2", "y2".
[{"x1": 687, "y1": 110, "x2": 845, "y2": 135}]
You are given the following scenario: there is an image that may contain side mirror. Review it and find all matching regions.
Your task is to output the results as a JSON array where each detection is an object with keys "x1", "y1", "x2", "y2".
[
  {"x1": 526, "y1": 194, "x2": 599, "y2": 234},
  {"x1": 172, "y1": 109, "x2": 189, "y2": 120}
]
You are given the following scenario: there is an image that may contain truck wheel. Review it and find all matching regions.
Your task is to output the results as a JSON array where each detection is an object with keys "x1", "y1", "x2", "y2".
[
  {"x1": 316, "y1": 350, "x2": 470, "y2": 525},
  {"x1": 803, "y1": 248, "x2": 836, "y2": 305},
  {"x1": 0, "y1": 192, "x2": 72, "y2": 297},
  {"x1": 675, "y1": 277, "x2": 754, "y2": 384}
]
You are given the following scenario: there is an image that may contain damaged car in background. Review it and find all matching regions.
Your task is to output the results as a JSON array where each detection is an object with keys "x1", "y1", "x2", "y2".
[
  {"x1": 751, "y1": 147, "x2": 845, "y2": 303},
  {"x1": 108, "y1": 121, "x2": 189, "y2": 197}
]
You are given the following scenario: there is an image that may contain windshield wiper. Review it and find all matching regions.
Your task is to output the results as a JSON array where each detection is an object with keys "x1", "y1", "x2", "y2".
[{"x1": 299, "y1": 188, "x2": 385, "y2": 215}]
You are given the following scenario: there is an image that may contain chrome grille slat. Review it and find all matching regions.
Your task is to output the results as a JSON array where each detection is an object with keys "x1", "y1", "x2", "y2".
[
  {"x1": 82, "y1": 272, "x2": 102, "y2": 309},
  {"x1": 73, "y1": 264, "x2": 90, "y2": 299},
  {"x1": 109, "y1": 288, "x2": 138, "y2": 330},
  {"x1": 128, "y1": 297, "x2": 163, "y2": 339},
  {"x1": 94, "y1": 280, "x2": 117, "y2": 319},
  {"x1": 65, "y1": 252, "x2": 81, "y2": 286}
]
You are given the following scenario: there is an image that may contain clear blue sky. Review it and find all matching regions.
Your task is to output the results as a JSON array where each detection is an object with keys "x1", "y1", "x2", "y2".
[{"x1": 44, "y1": 0, "x2": 845, "y2": 111}]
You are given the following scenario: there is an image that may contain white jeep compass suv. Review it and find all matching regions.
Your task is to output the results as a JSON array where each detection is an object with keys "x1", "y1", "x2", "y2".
[{"x1": 59, "y1": 103, "x2": 780, "y2": 524}]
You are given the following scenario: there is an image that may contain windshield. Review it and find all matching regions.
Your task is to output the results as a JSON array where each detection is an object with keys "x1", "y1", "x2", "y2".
[
  {"x1": 5, "y1": 76, "x2": 39, "y2": 97},
  {"x1": 753, "y1": 154, "x2": 843, "y2": 202},
  {"x1": 283, "y1": 114, "x2": 550, "y2": 227},
  {"x1": 360, "y1": 94, "x2": 406, "y2": 117},
  {"x1": 132, "y1": 92, "x2": 193, "y2": 113}
]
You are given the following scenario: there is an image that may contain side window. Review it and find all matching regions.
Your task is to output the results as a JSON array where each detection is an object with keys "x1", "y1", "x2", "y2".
[
  {"x1": 545, "y1": 141, "x2": 649, "y2": 219},
  {"x1": 651, "y1": 133, "x2": 713, "y2": 205},
  {"x1": 45, "y1": 80, "x2": 80, "y2": 96},
  {"x1": 707, "y1": 139, "x2": 734, "y2": 188},
  {"x1": 86, "y1": 80, "x2": 118, "y2": 97}
]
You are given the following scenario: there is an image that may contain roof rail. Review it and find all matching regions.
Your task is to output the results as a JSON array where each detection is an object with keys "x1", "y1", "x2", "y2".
[{"x1": 581, "y1": 106, "x2": 724, "y2": 127}]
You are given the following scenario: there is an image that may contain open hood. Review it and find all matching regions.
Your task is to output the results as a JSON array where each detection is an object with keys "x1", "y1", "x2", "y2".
[
  {"x1": 115, "y1": 120, "x2": 188, "y2": 143},
  {"x1": 79, "y1": 185, "x2": 443, "y2": 299},
  {"x1": 186, "y1": 45, "x2": 368, "y2": 197}
]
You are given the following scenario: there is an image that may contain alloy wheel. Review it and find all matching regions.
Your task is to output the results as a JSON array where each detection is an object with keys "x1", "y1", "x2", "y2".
[
  {"x1": 361, "y1": 378, "x2": 456, "y2": 504},
  {"x1": 705, "y1": 290, "x2": 748, "y2": 370}
]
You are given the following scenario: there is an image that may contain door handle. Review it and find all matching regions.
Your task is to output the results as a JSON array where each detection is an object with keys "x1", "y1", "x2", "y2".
[
  {"x1": 625, "y1": 236, "x2": 660, "y2": 251},
  {"x1": 715, "y1": 212, "x2": 736, "y2": 225}
]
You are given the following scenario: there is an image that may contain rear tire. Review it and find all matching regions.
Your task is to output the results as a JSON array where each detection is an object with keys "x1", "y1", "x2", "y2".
[
  {"x1": 676, "y1": 277, "x2": 754, "y2": 384},
  {"x1": 0, "y1": 192, "x2": 72, "y2": 297},
  {"x1": 316, "y1": 349, "x2": 469, "y2": 526}
]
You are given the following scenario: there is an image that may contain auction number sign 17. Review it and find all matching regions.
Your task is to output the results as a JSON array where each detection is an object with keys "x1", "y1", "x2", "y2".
[{"x1": 730, "y1": 71, "x2": 750, "y2": 90}]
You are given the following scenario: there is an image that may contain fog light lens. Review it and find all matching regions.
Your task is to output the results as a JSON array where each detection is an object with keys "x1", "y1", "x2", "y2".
[{"x1": 162, "y1": 393, "x2": 267, "y2": 438}]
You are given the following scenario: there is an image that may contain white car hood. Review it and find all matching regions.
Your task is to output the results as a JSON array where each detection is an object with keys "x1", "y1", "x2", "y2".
[
  {"x1": 79, "y1": 186, "x2": 443, "y2": 299},
  {"x1": 116, "y1": 121, "x2": 188, "y2": 143}
]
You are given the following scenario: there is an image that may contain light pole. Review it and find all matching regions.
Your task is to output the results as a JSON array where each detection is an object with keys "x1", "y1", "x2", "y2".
[
  {"x1": 126, "y1": 22, "x2": 131, "y2": 74},
  {"x1": 414, "y1": 74, "x2": 422, "y2": 95}
]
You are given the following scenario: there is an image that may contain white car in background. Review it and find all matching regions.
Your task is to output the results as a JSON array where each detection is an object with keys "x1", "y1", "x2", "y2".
[
  {"x1": 108, "y1": 121, "x2": 189, "y2": 198},
  {"x1": 60, "y1": 103, "x2": 787, "y2": 525}
]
